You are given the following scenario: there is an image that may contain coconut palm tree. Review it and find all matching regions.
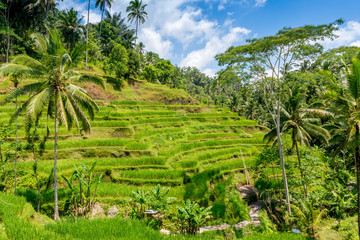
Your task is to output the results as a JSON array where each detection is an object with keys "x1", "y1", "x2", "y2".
[
  {"x1": 8, "y1": 74, "x2": 19, "y2": 196},
  {"x1": 264, "y1": 86, "x2": 331, "y2": 195},
  {"x1": 27, "y1": 0, "x2": 56, "y2": 26},
  {"x1": 0, "y1": 28, "x2": 105, "y2": 220},
  {"x1": 86, "y1": 0, "x2": 91, "y2": 68},
  {"x1": 57, "y1": 8, "x2": 85, "y2": 51},
  {"x1": 126, "y1": 0, "x2": 147, "y2": 44},
  {"x1": 325, "y1": 56, "x2": 360, "y2": 238},
  {"x1": 95, "y1": 0, "x2": 113, "y2": 39}
]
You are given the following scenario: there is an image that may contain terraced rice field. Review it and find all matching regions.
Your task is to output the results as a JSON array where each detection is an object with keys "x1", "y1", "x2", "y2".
[{"x1": 0, "y1": 98, "x2": 267, "y2": 205}]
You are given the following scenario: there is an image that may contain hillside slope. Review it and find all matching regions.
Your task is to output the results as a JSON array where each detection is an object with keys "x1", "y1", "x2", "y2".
[{"x1": 0, "y1": 75, "x2": 267, "y2": 212}]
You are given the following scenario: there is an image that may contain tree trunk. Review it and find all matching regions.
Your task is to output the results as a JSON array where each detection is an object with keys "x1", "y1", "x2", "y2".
[
  {"x1": 295, "y1": 141, "x2": 308, "y2": 196},
  {"x1": 36, "y1": 167, "x2": 41, "y2": 212},
  {"x1": 6, "y1": 2, "x2": 10, "y2": 63},
  {"x1": 33, "y1": 149, "x2": 41, "y2": 213},
  {"x1": 99, "y1": 9, "x2": 104, "y2": 39},
  {"x1": 45, "y1": 0, "x2": 50, "y2": 26},
  {"x1": 276, "y1": 96, "x2": 291, "y2": 215},
  {"x1": 54, "y1": 95, "x2": 60, "y2": 220},
  {"x1": 356, "y1": 125, "x2": 360, "y2": 239},
  {"x1": 14, "y1": 97, "x2": 17, "y2": 196},
  {"x1": 86, "y1": 0, "x2": 90, "y2": 68},
  {"x1": 135, "y1": 17, "x2": 138, "y2": 45}
]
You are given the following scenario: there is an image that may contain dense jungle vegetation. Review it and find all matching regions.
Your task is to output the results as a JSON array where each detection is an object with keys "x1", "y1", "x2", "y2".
[{"x1": 0, "y1": 0, "x2": 358, "y2": 239}]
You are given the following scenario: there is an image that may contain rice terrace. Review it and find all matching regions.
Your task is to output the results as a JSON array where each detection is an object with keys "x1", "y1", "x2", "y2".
[{"x1": 0, "y1": 0, "x2": 359, "y2": 239}]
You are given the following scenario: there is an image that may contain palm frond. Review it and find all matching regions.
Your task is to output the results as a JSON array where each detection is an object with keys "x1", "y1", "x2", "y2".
[
  {"x1": 300, "y1": 108, "x2": 334, "y2": 118},
  {"x1": 66, "y1": 84, "x2": 99, "y2": 119},
  {"x1": 12, "y1": 55, "x2": 47, "y2": 73},
  {"x1": 69, "y1": 74, "x2": 106, "y2": 89},
  {"x1": 56, "y1": 90, "x2": 68, "y2": 128},
  {"x1": 2, "y1": 82, "x2": 45, "y2": 105},
  {"x1": 303, "y1": 123, "x2": 330, "y2": 143},
  {"x1": 263, "y1": 127, "x2": 278, "y2": 145},
  {"x1": 0, "y1": 63, "x2": 33, "y2": 76},
  {"x1": 65, "y1": 91, "x2": 91, "y2": 133},
  {"x1": 61, "y1": 91, "x2": 79, "y2": 130},
  {"x1": 28, "y1": 86, "x2": 54, "y2": 119},
  {"x1": 9, "y1": 97, "x2": 32, "y2": 124}
]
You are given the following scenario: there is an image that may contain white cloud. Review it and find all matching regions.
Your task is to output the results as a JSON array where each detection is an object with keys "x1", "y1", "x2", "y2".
[
  {"x1": 58, "y1": 0, "x2": 87, "y2": 12},
  {"x1": 180, "y1": 27, "x2": 251, "y2": 70},
  {"x1": 255, "y1": 0, "x2": 267, "y2": 7},
  {"x1": 203, "y1": 68, "x2": 216, "y2": 77},
  {"x1": 218, "y1": 4, "x2": 225, "y2": 10},
  {"x1": 351, "y1": 40, "x2": 360, "y2": 47},
  {"x1": 80, "y1": 10, "x2": 102, "y2": 24},
  {"x1": 140, "y1": 28, "x2": 173, "y2": 59},
  {"x1": 323, "y1": 21, "x2": 360, "y2": 48},
  {"x1": 162, "y1": 9, "x2": 217, "y2": 47},
  {"x1": 58, "y1": 0, "x2": 254, "y2": 75}
]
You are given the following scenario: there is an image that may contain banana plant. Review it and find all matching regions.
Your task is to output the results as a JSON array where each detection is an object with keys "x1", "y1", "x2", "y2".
[
  {"x1": 61, "y1": 161, "x2": 103, "y2": 217},
  {"x1": 290, "y1": 200, "x2": 326, "y2": 239},
  {"x1": 175, "y1": 199, "x2": 212, "y2": 234}
]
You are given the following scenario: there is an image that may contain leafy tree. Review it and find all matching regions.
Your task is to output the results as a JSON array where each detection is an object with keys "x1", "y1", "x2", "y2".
[
  {"x1": 127, "y1": 49, "x2": 141, "y2": 78},
  {"x1": 326, "y1": 56, "x2": 360, "y2": 238},
  {"x1": 57, "y1": 8, "x2": 84, "y2": 50},
  {"x1": 264, "y1": 86, "x2": 331, "y2": 195},
  {"x1": 216, "y1": 20, "x2": 342, "y2": 214},
  {"x1": 0, "y1": 29, "x2": 104, "y2": 220},
  {"x1": 86, "y1": 30, "x2": 103, "y2": 63},
  {"x1": 95, "y1": 0, "x2": 113, "y2": 39},
  {"x1": 155, "y1": 60, "x2": 174, "y2": 84},
  {"x1": 145, "y1": 51, "x2": 160, "y2": 65},
  {"x1": 126, "y1": 0, "x2": 147, "y2": 44},
  {"x1": 143, "y1": 65, "x2": 159, "y2": 83},
  {"x1": 103, "y1": 43, "x2": 129, "y2": 78}
]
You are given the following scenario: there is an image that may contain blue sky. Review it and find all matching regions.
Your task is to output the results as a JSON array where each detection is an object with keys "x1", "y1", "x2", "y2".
[{"x1": 59, "y1": 0, "x2": 360, "y2": 76}]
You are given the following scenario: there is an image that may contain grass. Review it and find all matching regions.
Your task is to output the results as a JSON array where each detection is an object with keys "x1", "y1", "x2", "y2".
[
  {"x1": 0, "y1": 80, "x2": 266, "y2": 208},
  {"x1": 113, "y1": 169, "x2": 185, "y2": 179}
]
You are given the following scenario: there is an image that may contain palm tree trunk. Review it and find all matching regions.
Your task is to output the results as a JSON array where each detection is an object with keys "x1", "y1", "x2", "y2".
[
  {"x1": 45, "y1": 0, "x2": 50, "y2": 26},
  {"x1": 356, "y1": 125, "x2": 360, "y2": 239},
  {"x1": 276, "y1": 96, "x2": 291, "y2": 215},
  {"x1": 99, "y1": 9, "x2": 104, "y2": 39},
  {"x1": 36, "y1": 166, "x2": 41, "y2": 212},
  {"x1": 54, "y1": 94, "x2": 60, "y2": 220},
  {"x1": 14, "y1": 96, "x2": 17, "y2": 196},
  {"x1": 6, "y1": 2, "x2": 10, "y2": 63},
  {"x1": 86, "y1": 0, "x2": 90, "y2": 68},
  {"x1": 295, "y1": 141, "x2": 308, "y2": 196},
  {"x1": 135, "y1": 17, "x2": 138, "y2": 45}
]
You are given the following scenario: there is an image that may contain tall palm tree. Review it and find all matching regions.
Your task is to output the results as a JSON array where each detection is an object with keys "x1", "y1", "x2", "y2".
[
  {"x1": 57, "y1": 8, "x2": 84, "y2": 51},
  {"x1": 126, "y1": 0, "x2": 147, "y2": 44},
  {"x1": 264, "y1": 86, "x2": 331, "y2": 195},
  {"x1": 95, "y1": 0, "x2": 113, "y2": 39},
  {"x1": 86, "y1": 0, "x2": 91, "y2": 68},
  {"x1": 0, "y1": 29, "x2": 105, "y2": 220},
  {"x1": 105, "y1": 10, "x2": 134, "y2": 41},
  {"x1": 9, "y1": 74, "x2": 19, "y2": 196},
  {"x1": 326, "y1": 57, "x2": 360, "y2": 238},
  {"x1": 27, "y1": 0, "x2": 56, "y2": 26},
  {"x1": 138, "y1": 42, "x2": 145, "y2": 55}
]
